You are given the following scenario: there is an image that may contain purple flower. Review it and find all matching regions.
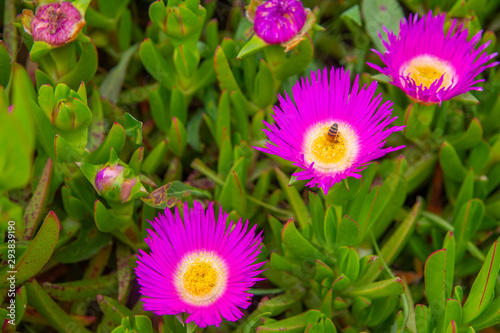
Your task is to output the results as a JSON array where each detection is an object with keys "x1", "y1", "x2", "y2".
[
  {"x1": 368, "y1": 12, "x2": 499, "y2": 105},
  {"x1": 136, "y1": 201, "x2": 265, "y2": 328},
  {"x1": 22, "y1": 2, "x2": 85, "y2": 46},
  {"x1": 256, "y1": 67, "x2": 404, "y2": 194},
  {"x1": 254, "y1": 0, "x2": 307, "y2": 44}
]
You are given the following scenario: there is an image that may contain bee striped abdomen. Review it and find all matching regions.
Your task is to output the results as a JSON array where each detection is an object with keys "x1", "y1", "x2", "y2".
[{"x1": 326, "y1": 123, "x2": 339, "y2": 143}]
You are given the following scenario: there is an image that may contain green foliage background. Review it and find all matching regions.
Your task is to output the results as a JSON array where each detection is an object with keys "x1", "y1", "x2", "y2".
[{"x1": 1, "y1": 0, "x2": 500, "y2": 332}]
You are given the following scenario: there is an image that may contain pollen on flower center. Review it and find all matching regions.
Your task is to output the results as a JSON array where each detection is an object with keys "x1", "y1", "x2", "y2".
[
  {"x1": 304, "y1": 123, "x2": 359, "y2": 173},
  {"x1": 402, "y1": 55, "x2": 456, "y2": 89},
  {"x1": 177, "y1": 251, "x2": 227, "y2": 305},
  {"x1": 183, "y1": 261, "x2": 217, "y2": 296}
]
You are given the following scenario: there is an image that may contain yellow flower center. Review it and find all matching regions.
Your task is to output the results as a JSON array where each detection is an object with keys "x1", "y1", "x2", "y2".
[
  {"x1": 177, "y1": 251, "x2": 227, "y2": 305},
  {"x1": 309, "y1": 126, "x2": 348, "y2": 164},
  {"x1": 304, "y1": 122, "x2": 359, "y2": 173},
  {"x1": 402, "y1": 55, "x2": 456, "y2": 89},
  {"x1": 182, "y1": 261, "x2": 218, "y2": 297}
]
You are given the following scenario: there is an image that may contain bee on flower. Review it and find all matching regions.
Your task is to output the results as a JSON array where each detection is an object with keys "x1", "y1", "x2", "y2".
[{"x1": 256, "y1": 67, "x2": 404, "y2": 194}]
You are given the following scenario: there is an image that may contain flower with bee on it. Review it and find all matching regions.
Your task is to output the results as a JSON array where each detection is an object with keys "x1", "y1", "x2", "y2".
[{"x1": 256, "y1": 66, "x2": 404, "y2": 194}]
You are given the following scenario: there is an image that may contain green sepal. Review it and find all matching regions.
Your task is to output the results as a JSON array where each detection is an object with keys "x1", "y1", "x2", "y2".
[
  {"x1": 237, "y1": 34, "x2": 269, "y2": 59},
  {"x1": 30, "y1": 41, "x2": 52, "y2": 62}
]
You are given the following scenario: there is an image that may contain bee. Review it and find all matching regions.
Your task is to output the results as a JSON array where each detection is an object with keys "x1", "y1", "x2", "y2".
[{"x1": 326, "y1": 123, "x2": 339, "y2": 143}]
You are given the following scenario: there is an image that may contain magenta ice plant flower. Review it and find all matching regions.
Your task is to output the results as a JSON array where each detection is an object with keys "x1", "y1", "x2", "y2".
[
  {"x1": 22, "y1": 1, "x2": 86, "y2": 47},
  {"x1": 253, "y1": 0, "x2": 307, "y2": 44},
  {"x1": 368, "y1": 12, "x2": 498, "y2": 105},
  {"x1": 257, "y1": 67, "x2": 404, "y2": 194},
  {"x1": 136, "y1": 201, "x2": 265, "y2": 328}
]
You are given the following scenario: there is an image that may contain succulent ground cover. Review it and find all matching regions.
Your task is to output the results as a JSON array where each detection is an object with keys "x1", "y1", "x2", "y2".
[{"x1": 1, "y1": 0, "x2": 500, "y2": 332}]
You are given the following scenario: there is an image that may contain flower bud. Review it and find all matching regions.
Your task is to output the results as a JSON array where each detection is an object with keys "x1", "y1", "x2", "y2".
[
  {"x1": 93, "y1": 163, "x2": 146, "y2": 204},
  {"x1": 95, "y1": 165, "x2": 125, "y2": 193},
  {"x1": 253, "y1": 0, "x2": 307, "y2": 45},
  {"x1": 246, "y1": 0, "x2": 317, "y2": 52},
  {"x1": 164, "y1": 0, "x2": 206, "y2": 47},
  {"x1": 22, "y1": 1, "x2": 86, "y2": 47}
]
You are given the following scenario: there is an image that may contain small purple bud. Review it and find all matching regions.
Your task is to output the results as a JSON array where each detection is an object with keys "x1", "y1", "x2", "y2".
[
  {"x1": 23, "y1": 2, "x2": 85, "y2": 46},
  {"x1": 95, "y1": 165, "x2": 124, "y2": 193},
  {"x1": 8, "y1": 105, "x2": 14, "y2": 114},
  {"x1": 254, "y1": 0, "x2": 307, "y2": 44}
]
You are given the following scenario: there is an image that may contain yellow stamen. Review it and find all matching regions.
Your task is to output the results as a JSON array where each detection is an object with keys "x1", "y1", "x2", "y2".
[
  {"x1": 177, "y1": 251, "x2": 227, "y2": 305},
  {"x1": 310, "y1": 125, "x2": 348, "y2": 165},
  {"x1": 403, "y1": 55, "x2": 455, "y2": 89},
  {"x1": 182, "y1": 260, "x2": 218, "y2": 297}
]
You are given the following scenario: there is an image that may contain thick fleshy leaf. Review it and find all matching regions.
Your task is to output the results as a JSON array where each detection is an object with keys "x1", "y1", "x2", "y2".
[
  {"x1": 59, "y1": 42, "x2": 98, "y2": 90},
  {"x1": 425, "y1": 249, "x2": 452, "y2": 332},
  {"x1": 99, "y1": 45, "x2": 138, "y2": 104},
  {"x1": 281, "y1": 219, "x2": 332, "y2": 266},
  {"x1": 84, "y1": 122, "x2": 126, "y2": 164},
  {"x1": 448, "y1": 118, "x2": 483, "y2": 150},
  {"x1": 23, "y1": 158, "x2": 53, "y2": 240},
  {"x1": 139, "y1": 38, "x2": 175, "y2": 90},
  {"x1": 453, "y1": 199, "x2": 484, "y2": 262},
  {"x1": 462, "y1": 237, "x2": 500, "y2": 323},
  {"x1": 0, "y1": 211, "x2": 60, "y2": 287},
  {"x1": 97, "y1": 294, "x2": 133, "y2": 326},
  {"x1": 348, "y1": 278, "x2": 405, "y2": 299},
  {"x1": 440, "y1": 142, "x2": 467, "y2": 182},
  {"x1": 358, "y1": 198, "x2": 421, "y2": 283},
  {"x1": 168, "y1": 117, "x2": 187, "y2": 157},
  {"x1": 361, "y1": 0, "x2": 404, "y2": 51},
  {"x1": 252, "y1": 60, "x2": 276, "y2": 108},
  {"x1": 25, "y1": 279, "x2": 92, "y2": 333},
  {"x1": 257, "y1": 287, "x2": 306, "y2": 316},
  {"x1": 275, "y1": 168, "x2": 309, "y2": 229},
  {"x1": 41, "y1": 274, "x2": 118, "y2": 301}
]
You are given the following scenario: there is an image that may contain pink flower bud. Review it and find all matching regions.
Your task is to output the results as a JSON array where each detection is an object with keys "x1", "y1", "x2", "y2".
[
  {"x1": 95, "y1": 165, "x2": 124, "y2": 193},
  {"x1": 23, "y1": 2, "x2": 85, "y2": 46}
]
